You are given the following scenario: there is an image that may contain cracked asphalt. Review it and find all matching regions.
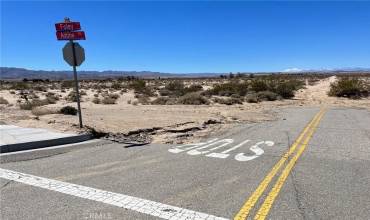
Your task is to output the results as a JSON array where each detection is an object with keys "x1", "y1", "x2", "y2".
[{"x1": 1, "y1": 107, "x2": 370, "y2": 220}]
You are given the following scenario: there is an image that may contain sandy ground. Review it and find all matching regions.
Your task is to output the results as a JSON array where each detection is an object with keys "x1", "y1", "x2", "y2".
[
  {"x1": 294, "y1": 76, "x2": 370, "y2": 109},
  {"x1": 1, "y1": 76, "x2": 369, "y2": 143}
]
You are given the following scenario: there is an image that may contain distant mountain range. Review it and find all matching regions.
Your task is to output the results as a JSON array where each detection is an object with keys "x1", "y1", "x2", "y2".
[{"x1": 1, "y1": 67, "x2": 369, "y2": 80}]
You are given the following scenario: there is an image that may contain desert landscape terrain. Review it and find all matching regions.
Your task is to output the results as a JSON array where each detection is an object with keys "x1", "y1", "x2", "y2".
[{"x1": 1, "y1": 74, "x2": 369, "y2": 144}]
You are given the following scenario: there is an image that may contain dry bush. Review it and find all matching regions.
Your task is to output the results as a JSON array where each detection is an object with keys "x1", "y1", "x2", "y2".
[
  {"x1": 31, "y1": 107, "x2": 58, "y2": 116},
  {"x1": 274, "y1": 82, "x2": 297, "y2": 99},
  {"x1": 108, "y1": 93, "x2": 120, "y2": 99},
  {"x1": 161, "y1": 81, "x2": 203, "y2": 97},
  {"x1": 213, "y1": 97, "x2": 243, "y2": 105},
  {"x1": 256, "y1": 91, "x2": 279, "y2": 101},
  {"x1": 60, "y1": 106, "x2": 77, "y2": 115},
  {"x1": 19, "y1": 98, "x2": 50, "y2": 110},
  {"x1": 206, "y1": 81, "x2": 248, "y2": 97},
  {"x1": 66, "y1": 91, "x2": 86, "y2": 102},
  {"x1": 130, "y1": 80, "x2": 154, "y2": 96},
  {"x1": 137, "y1": 95, "x2": 150, "y2": 105},
  {"x1": 250, "y1": 80, "x2": 269, "y2": 92},
  {"x1": 10, "y1": 82, "x2": 30, "y2": 90},
  {"x1": 329, "y1": 78, "x2": 368, "y2": 98},
  {"x1": 92, "y1": 97, "x2": 101, "y2": 104},
  {"x1": 61, "y1": 81, "x2": 74, "y2": 89},
  {"x1": 151, "y1": 97, "x2": 177, "y2": 105},
  {"x1": 102, "y1": 97, "x2": 116, "y2": 104},
  {"x1": 0, "y1": 97, "x2": 9, "y2": 104},
  {"x1": 245, "y1": 93, "x2": 258, "y2": 103},
  {"x1": 177, "y1": 92, "x2": 209, "y2": 105}
]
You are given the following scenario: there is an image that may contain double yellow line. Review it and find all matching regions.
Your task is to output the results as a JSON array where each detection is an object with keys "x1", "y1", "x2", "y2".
[{"x1": 234, "y1": 108, "x2": 326, "y2": 220}]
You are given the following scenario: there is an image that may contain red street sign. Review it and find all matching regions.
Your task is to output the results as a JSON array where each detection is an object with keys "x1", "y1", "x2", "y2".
[
  {"x1": 56, "y1": 31, "x2": 86, "y2": 40},
  {"x1": 55, "y1": 22, "x2": 81, "y2": 32}
]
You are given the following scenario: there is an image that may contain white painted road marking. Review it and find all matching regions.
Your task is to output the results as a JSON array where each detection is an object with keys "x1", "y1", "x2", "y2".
[
  {"x1": 187, "y1": 139, "x2": 234, "y2": 155},
  {"x1": 0, "y1": 168, "x2": 228, "y2": 220},
  {"x1": 206, "y1": 140, "x2": 250, "y2": 159},
  {"x1": 234, "y1": 141, "x2": 274, "y2": 162},
  {"x1": 168, "y1": 138, "x2": 219, "y2": 154},
  {"x1": 169, "y1": 139, "x2": 274, "y2": 162}
]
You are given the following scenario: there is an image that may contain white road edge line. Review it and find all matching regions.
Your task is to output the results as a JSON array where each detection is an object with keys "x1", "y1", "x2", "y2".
[{"x1": 0, "y1": 168, "x2": 228, "y2": 220}]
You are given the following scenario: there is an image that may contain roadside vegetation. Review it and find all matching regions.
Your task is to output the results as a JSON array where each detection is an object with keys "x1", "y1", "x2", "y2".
[
  {"x1": 329, "y1": 77, "x2": 369, "y2": 98},
  {"x1": 1, "y1": 74, "x2": 368, "y2": 109}
]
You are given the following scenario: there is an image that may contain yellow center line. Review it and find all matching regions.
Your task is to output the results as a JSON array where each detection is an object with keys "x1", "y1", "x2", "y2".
[
  {"x1": 233, "y1": 108, "x2": 325, "y2": 220},
  {"x1": 254, "y1": 109, "x2": 326, "y2": 220}
]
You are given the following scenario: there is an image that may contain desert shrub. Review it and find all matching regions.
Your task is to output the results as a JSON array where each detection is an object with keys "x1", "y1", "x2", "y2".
[
  {"x1": 31, "y1": 107, "x2": 58, "y2": 116},
  {"x1": 19, "y1": 99, "x2": 49, "y2": 110},
  {"x1": 19, "y1": 102, "x2": 33, "y2": 110},
  {"x1": 137, "y1": 95, "x2": 150, "y2": 105},
  {"x1": 46, "y1": 96, "x2": 57, "y2": 104},
  {"x1": 185, "y1": 84, "x2": 203, "y2": 93},
  {"x1": 165, "y1": 81, "x2": 185, "y2": 91},
  {"x1": 66, "y1": 91, "x2": 85, "y2": 102},
  {"x1": 250, "y1": 80, "x2": 269, "y2": 92},
  {"x1": 213, "y1": 97, "x2": 243, "y2": 105},
  {"x1": 207, "y1": 81, "x2": 248, "y2": 97},
  {"x1": 10, "y1": 82, "x2": 29, "y2": 90},
  {"x1": 32, "y1": 98, "x2": 50, "y2": 106},
  {"x1": 161, "y1": 82, "x2": 203, "y2": 97},
  {"x1": 60, "y1": 106, "x2": 77, "y2": 115},
  {"x1": 108, "y1": 93, "x2": 120, "y2": 100},
  {"x1": 275, "y1": 82, "x2": 296, "y2": 99},
  {"x1": 28, "y1": 92, "x2": 39, "y2": 99},
  {"x1": 61, "y1": 81, "x2": 74, "y2": 88},
  {"x1": 111, "y1": 82, "x2": 123, "y2": 90},
  {"x1": 245, "y1": 93, "x2": 259, "y2": 103},
  {"x1": 92, "y1": 97, "x2": 101, "y2": 104},
  {"x1": 79, "y1": 90, "x2": 87, "y2": 96},
  {"x1": 151, "y1": 97, "x2": 177, "y2": 105},
  {"x1": 159, "y1": 89, "x2": 171, "y2": 96},
  {"x1": 230, "y1": 94, "x2": 241, "y2": 99},
  {"x1": 256, "y1": 91, "x2": 279, "y2": 101},
  {"x1": 33, "y1": 85, "x2": 47, "y2": 92},
  {"x1": 130, "y1": 80, "x2": 153, "y2": 96},
  {"x1": 102, "y1": 97, "x2": 116, "y2": 104},
  {"x1": 46, "y1": 92, "x2": 59, "y2": 100},
  {"x1": 45, "y1": 92, "x2": 59, "y2": 104},
  {"x1": 163, "y1": 81, "x2": 185, "y2": 97},
  {"x1": 0, "y1": 97, "x2": 9, "y2": 104},
  {"x1": 177, "y1": 92, "x2": 209, "y2": 105},
  {"x1": 328, "y1": 78, "x2": 367, "y2": 98},
  {"x1": 66, "y1": 91, "x2": 78, "y2": 102}
]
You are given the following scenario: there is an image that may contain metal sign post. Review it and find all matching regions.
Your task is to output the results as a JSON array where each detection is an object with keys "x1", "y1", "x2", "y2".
[
  {"x1": 56, "y1": 18, "x2": 86, "y2": 128},
  {"x1": 71, "y1": 40, "x2": 83, "y2": 128}
]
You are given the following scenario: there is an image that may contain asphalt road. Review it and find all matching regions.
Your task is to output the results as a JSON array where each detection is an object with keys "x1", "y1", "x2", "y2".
[{"x1": 1, "y1": 107, "x2": 370, "y2": 220}]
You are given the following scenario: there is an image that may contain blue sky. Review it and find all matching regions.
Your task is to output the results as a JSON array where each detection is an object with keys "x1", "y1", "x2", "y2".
[{"x1": 1, "y1": 1, "x2": 370, "y2": 73}]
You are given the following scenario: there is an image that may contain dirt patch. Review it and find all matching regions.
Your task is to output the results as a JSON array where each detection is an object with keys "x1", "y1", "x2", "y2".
[{"x1": 294, "y1": 76, "x2": 370, "y2": 110}]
